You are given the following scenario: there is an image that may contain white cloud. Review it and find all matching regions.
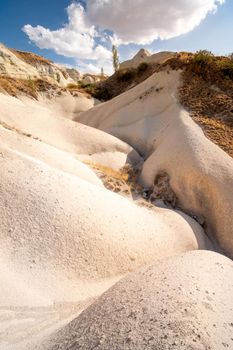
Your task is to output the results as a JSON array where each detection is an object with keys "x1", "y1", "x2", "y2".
[
  {"x1": 87, "y1": 0, "x2": 224, "y2": 44},
  {"x1": 23, "y1": 0, "x2": 224, "y2": 74},
  {"x1": 23, "y1": 3, "x2": 111, "y2": 61},
  {"x1": 76, "y1": 56, "x2": 113, "y2": 75}
]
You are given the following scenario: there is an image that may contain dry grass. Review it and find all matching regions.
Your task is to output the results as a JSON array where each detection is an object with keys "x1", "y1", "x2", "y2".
[
  {"x1": 85, "y1": 161, "x2": 161, "y2": 211},
  {"x1": 0, "y1": 76, "x2": 60, "y2": 98},
  {"x1": 84, "y1": 162, "x2": 129, "y2": 181},
  {"x1": 179, "y1": 68, "x2": 233, "y2": 157},
  {"x1": 84, "y1": 161, "x2": 143, "y2": 196},
  {"x1": 0, "y1": 76, "x2": 37, "y2": 98},
  {"x1": 157, "y1": 53, "x2": 233, "y2": 157},
  {"x1": 10, "y1": 49, "x2": 52, "y2": 67},
  {"x1": 66, "y1": 82, "x2": 95, "y2": 98},
  {"x1": 66, "y1": 83, "x2": 79, "y2": 90}
]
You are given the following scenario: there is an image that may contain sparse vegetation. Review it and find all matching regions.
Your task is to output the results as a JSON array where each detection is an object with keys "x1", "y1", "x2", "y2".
[
  {"x1": 93, "y1": 85, "x2": 112, "y2": 101},
  {"x1": 66, "y1": 83, "x2": 79, "y2": 90},
  {"x1": 193, "y1": 50, "x2": 215, "y2": 64},
  {"x1": 56, "y1": 72, "x2": 61, "y2": 83},
  {"x1": 179, "y1": 50, "x2": 233, "y2": 82},
  {"x1": 137, "y1": 62, "x2": 149, "y2": 74},
  {"x1": 84, "y1": 161, "x2": 143, "y2": 198},
  {"x1": 92, "y1": 62, "x2": 155, "y2": 101},
  {"x1": 28, "y1": 77, "x2": 37, "y2": 94},
  {"x1": 217, "y1": 59, "x2": 233, "y2": 79},
  {"x1": 117, "y1": 68, "x2": 136, "y2": 82},
  {"x1": 81, "y1": 83, "x2": 96, "y2": 96},
  {"x1": 0, "y1": 76, "x2": 58, "y2": 98},
  {"x1": 179, "y1": 54, "x2": 233, "y2": 156},
  {"x1": 66, "y1": 81, "x2": 97, "y2": 98}
]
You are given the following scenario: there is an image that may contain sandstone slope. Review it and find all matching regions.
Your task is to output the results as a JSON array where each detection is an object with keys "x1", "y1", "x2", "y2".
[
  {"x1": 44, "y1": 250, "x2": 233, "y2": 350},
  {"x1": 78, "y1": 69, "x2": 233, "y2": 258},
  {"x1": 0, "y1": 93, "x2": 141, "y2": 170}
]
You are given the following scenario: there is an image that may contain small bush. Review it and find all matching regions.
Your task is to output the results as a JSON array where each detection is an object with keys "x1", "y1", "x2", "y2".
[
  {"x1": 94, "y1": 86, "x2": 112, "y2": 101},
  {"x1": 137, "y1": 62, "x2": 149, "y2": 74},
  {"x1": 117, "y1": 69, "x2": 136, "y2": 82},
  {"x1": 27, "y1": 77, "x2": 37, "y2": 95},
  {"x1": 217, "y1": 60, "x2": 233, "y2": 79},
  {"x1": 83, "y1": 83, "x2": 96, "y2": 95},
  {"x1": 66, "y1": 83, "x2": 79, "y2": 90},
  {"x1": 193, "y1": 50, "x2": 215, "y2": 64}
]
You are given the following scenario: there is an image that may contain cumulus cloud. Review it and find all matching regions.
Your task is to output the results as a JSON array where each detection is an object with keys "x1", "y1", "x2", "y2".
[
  {"x1": 86, "y1": 0, "x2": 224, "y2": 44},
  {"x1": 23, "y1": 3, "x2": 111, "y2": 60},
  {"x1": 23, "y1": 0, "x2": 224, "y2": 73}
]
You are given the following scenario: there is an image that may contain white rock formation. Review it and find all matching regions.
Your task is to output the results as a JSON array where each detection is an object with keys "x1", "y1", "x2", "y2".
[
  {"x1": 0, "y1": 93, "x2": 141, "y2": 169},
  {"x1": 78, "y1": 69, "x2": 233, "y2": 258}
]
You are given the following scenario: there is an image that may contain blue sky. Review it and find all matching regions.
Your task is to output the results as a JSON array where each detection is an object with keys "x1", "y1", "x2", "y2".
[{"x1": 0, "y1": 0, "x2": 232, "y2": 73}]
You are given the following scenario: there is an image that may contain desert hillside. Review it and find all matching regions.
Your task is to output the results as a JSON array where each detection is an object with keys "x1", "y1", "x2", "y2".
[
  {"x1": 94, "y1": 50, "x2": 233, "y2": 157},
  {"x1": 0, "y1": 45, "x2": 233, "y2": 350}
]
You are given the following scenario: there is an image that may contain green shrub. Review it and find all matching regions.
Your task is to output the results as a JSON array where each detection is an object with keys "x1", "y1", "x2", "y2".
[
  {"x1": 83, "y1": 83, "x2": 96, "y2": 95},
  {"x1": 137, "y1": 62, "x2": 149, "y2": 74},
  {"x1": 217, "y1": 60, "x2": 233, "y2": 79},
  {"x1": 193, "y1": 50, "x2": 215, "y2": 64},
  {"x1": 94, "y1": 86, "x2": 112, "y2": 101},
  {"x1": 27, "y1": 77, "x2": 37, "y2": 93},
  {"x1": 66, "y1": 83, "x2": 79, "y2": 90},
  {"x1": 117, "y1": 69, "x2": 136, "y2": 82}
]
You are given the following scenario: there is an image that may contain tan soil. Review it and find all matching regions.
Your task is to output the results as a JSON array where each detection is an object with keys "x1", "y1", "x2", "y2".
[{"x1": 179, "y1": 72, "x2": 233, "y2": 157}]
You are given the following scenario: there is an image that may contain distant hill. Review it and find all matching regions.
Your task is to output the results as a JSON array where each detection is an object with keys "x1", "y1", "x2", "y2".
[{"x1": 120, "y1": 48, "x2": 175, "y2": 69}]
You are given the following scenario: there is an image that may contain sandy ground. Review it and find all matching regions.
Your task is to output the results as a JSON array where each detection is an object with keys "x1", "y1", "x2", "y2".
[{"x1": 43, "y1": 250, "x2": 233, "y2": 350}]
